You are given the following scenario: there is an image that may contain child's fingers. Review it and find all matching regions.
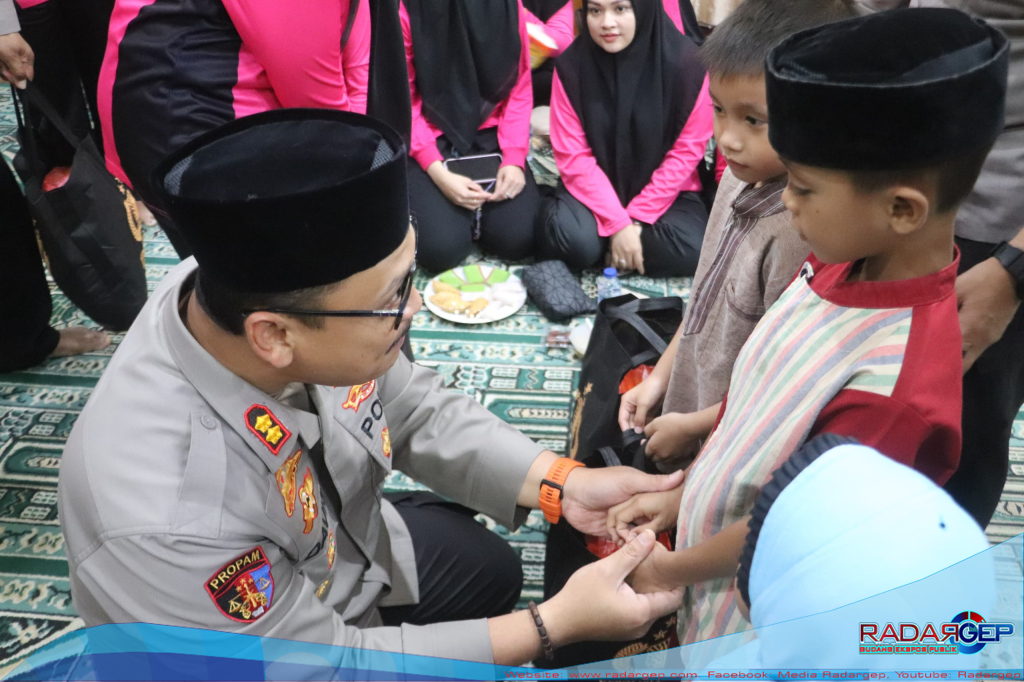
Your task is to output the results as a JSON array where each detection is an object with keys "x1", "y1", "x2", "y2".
[{"x1": 607, "y1": 497, "x2": 640, "y2": 540}]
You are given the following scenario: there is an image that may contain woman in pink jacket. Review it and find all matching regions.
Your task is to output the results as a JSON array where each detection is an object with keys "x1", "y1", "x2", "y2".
[
  {"x1": 402, "y1": 0, "x2": 539, "y2": 272},
  {"x1": 97, "y1": 0, "x2": 371, "y2": 256},
  {"x1": 537, "y1": 0, "x2": 713, "y2": 276}
]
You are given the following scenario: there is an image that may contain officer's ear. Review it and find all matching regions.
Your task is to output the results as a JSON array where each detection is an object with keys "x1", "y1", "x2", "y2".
[{"x1": 244, "y1": 313, "x2": 297, "y2": 369}]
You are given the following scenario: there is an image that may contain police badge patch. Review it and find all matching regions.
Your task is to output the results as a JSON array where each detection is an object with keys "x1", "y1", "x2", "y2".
[
  {"x1": 299, "y1": 468, "x2": 319, "y2": 534},
  {"x1": 275, "y1": 449, "x2": 302, "y2": 516},
  {"x1": 245, "y1": 405, "x2": 292, "y2": 455},
  {"x1": 206, "y1": 547, "x2": 275, "y2": 623},
  {"x1": 341, "y1": 381, "x2": 376, "y2": 411}
]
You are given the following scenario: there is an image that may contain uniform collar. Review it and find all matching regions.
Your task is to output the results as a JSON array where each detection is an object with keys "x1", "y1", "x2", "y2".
[{"x1": 163, "y1": 261, "x2": 323, "y2": 466}]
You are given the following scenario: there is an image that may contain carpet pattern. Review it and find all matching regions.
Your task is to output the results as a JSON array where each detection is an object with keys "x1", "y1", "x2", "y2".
[{"x1": 1, "y1": 86, "x2": 1021, "y2": 670}]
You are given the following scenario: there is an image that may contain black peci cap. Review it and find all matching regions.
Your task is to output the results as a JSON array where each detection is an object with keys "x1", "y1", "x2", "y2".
[
  {"x1": 766, "y1": 8, "x2": 1008, "y2": 171},
  {"x1": 152, "y1": 108, "x2": 410, "y2": 293}
]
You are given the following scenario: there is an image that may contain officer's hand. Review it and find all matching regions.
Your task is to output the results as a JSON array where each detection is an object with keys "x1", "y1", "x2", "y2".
[
  {"x1": 0, "y1": 32, "x2": 34, "y2": 88},
  {"x1": 561, "y1": 466, "x2": 685, "y2": 538},
  {"x1": 427, "y1": 161, "x2": 491, "y2": 210},
  {"x1": 538, "y1": 530, "x2": 683, "y2": 645},
  {"x1": 957, "y1": 255, "x2": 1020, "y2": 372}
]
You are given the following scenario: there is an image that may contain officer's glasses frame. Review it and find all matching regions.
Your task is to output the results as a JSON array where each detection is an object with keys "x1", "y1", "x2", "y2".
[{"x1": 243, "y1": 264, "x2": 417, "y2": 331}]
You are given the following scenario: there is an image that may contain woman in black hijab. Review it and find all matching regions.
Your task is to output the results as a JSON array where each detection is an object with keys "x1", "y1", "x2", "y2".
[
  {"x1": 402, "y1": 0, "x2": 540, "y2": 272},
  {"x1": 536, "y1": 0, "x2": 713, "y2": 276}
]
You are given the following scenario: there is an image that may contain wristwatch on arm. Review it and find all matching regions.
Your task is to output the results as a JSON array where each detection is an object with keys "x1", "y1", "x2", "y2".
[
  {"x1": 991, "y1": 242, "x2": 1024, "y2": 302},
  {"x1": 539, "y1": 458, "x2": 585, "y2": 524}
]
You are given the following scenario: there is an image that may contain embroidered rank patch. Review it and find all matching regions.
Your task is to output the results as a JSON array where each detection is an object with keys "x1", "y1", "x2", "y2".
[
  {"x1": 299, "y1": 468, "x2": 319, "y2": 534},
  {"x1": 245, "y1": 405, "x2": 291, "y2": 455},
  {"x1": 205, "y1": 547, "x2": 275, "y2": 623},
  {"x1": 275, "y1": 449, "x2": 302, "y2": 516},
  {"x1": 381, "y1": 427, "x2": 392, "y2": 458},
  {"x1": 327, "y1": 530, "x2": 336, "y2": 569},
  {"x1": 342, "y1": 381, "x2": 376, "y2": 411},
  {"x1": 316, "y1": 577, "x2": 331, "y2": 600}
]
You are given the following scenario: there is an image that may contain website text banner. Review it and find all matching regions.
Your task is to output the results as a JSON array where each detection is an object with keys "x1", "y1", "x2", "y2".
[{"x1": 9, "y1": 536, "x2": 1021, "y2": 681}]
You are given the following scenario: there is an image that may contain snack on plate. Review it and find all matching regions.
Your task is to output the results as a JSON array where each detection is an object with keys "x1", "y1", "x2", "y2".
[
  {"x1": 429, "y1": 292, "x2": 460, "y2": 307},
  {"x1": 460, "y1": 283, "x2": 487, "y2": 293},
  {"x1": 467, "y1": 298, "x2": 489, "y2": 317},
  {"x1": 432, "y1": 281, "x2": 461, "y2": 296},
  {"x1": 437, "y1": 271, "x2": 463, "y2": 288},
  {"x1": 487, "y1": 268, "x2": 511, "y2": 284},
  {"x1": 463, "y1": 264, "x2": 485, "y2": 284}
]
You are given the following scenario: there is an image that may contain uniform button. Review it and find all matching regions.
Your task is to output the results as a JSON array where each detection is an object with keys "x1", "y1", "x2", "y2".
[{"x1": 201, "y1": 415, "x2": 217, "y2": 429}]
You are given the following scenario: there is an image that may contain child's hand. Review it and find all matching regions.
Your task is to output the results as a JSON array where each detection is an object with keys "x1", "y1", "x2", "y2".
[
  {"x1": 627, "y1": 541, "x2": 680, "y2": 595},
  {"x1": 606, "y1": 485, "x2": 685, "y2": 544},
  {"x1": 644, "y1": 412, "x2": 706, "y2": 464},
  {"x1": 618, "y1": 373, "x2": 667, "y2": 433}
]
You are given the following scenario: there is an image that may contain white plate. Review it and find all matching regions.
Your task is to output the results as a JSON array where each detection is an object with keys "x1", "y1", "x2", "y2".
[{"x1": 423, "y1": 265, "x2": 527, "y2": 325}]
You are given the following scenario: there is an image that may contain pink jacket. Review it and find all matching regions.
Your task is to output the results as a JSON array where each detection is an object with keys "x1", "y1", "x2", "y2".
[
  {"x1": 524, "y1": 2, "x2": 575, "y2": 56},
  {"x1": 400, "y1": 0, "x2": 533, "y2": 171},
  {"x1": 550, "y1": 71, "x2": 713, "y2": 237},
  {"x1": 98, "y1": 0, "x2": 370, "y2": 187}
]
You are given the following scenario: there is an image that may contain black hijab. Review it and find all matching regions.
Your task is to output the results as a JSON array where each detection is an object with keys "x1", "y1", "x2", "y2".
[
  {"x1": 405, "y1": 0, "x2": 522, "y2": 155},
  {"x1": 523, "y1": 0, "x2": 567, "y2": 23},
  {"x1": 556, "y1": 0, "x2": 706, "y2": 205}
]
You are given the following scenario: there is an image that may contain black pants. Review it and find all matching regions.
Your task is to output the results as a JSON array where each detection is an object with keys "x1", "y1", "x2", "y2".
[
  {"x1": 536, "y1": 183, "x2": 708, "y2": 278},
  {"x1": 409, "y1": 129, "x2": 540, "y2": 273},
  {"x1": 15, "y1": 0, "x2": 114, "y2": 155},
  {"x1": 0, "y1": 160, "x2": 59, "y2": 373},
  {"x1": 944, "y1": 237, "x2": 1024, "y2": 528},
  {"x1": 378, "y1": 492, "x2": 523, "y2": 625}
]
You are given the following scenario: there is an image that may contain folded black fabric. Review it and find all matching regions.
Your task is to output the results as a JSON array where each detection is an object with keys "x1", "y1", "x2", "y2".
[{"x1": 521, "y1": 260, "x2": 597, "y2": 321}]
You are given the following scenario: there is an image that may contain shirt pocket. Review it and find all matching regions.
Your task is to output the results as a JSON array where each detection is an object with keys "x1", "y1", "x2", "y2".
[{"x1": 724, "y1": 279, "x2": 766, "y2": 323}]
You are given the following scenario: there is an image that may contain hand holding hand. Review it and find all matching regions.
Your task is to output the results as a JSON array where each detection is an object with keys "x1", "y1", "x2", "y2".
[
  {"x1": 428, "y1": 162, "x2": 491, "y2": 210},
  {"x1": 0, "y1": 32, "x2": 34, "y2": 88},
  {"x1": 957, "y1": 256, "x2": 1021, "y2": 372},
  {"x1": 606, "y1": 484, "x2": 685, "y2": 545},
  {"x1": 539, "y1": 530, "x2": 684, "y2": 646},
  {"x1": 618, "y1": 372, "x2": 668, "y2": 432},
  {"x1": 608, "y1": 222, "x2": 645, "y2": 275},
  {"x1": 489, "y1": 165, "x2": 526, "y2": 202},
  {"x1": 628, "y1": 540, "x2": 681, "y2": 594},
  {"x1": 561, "y1": 465, "x2": 685, "y2": 538}
]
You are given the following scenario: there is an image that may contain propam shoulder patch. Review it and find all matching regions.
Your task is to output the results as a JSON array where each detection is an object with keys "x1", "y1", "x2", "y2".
[{"x1": 206, "y1": 547, "x2": 275, "y2": 623}]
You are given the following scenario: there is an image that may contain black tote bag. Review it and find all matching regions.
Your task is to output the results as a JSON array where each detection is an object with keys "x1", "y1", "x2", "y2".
[
  {"x1": 539, "y1": 433, "x2": 680, "y2": 668},
  {"x1": 568, "y1": 294, "x2": 683, "y2": 465},
  {"x1": 12, "y1": 83, "x2": 147, "y2": 331}
]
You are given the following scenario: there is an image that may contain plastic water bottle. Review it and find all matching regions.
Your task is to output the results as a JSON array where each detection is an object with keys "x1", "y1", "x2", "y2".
[{"x1": 597, "y1": 267, "x2": 622, "y2": 302}]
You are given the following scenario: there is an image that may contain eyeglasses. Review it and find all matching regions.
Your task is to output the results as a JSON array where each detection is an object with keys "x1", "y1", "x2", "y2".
[{"x1": 245, "y1": 264, "x2": 417, "y2": 331}]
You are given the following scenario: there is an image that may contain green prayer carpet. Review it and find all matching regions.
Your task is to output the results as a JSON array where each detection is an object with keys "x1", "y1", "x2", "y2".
[{"x1": 0, "y1": 87, "x2": 1021, "y2": 669}]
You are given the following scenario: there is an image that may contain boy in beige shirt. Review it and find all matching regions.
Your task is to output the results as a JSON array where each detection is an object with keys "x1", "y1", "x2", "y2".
[{"x1": 618, "y1": 0, "x2": 857, "y2": 475}]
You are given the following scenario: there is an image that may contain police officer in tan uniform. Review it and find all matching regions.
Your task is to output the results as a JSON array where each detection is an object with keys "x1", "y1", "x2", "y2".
[{"x1": 57, "y1": 109, "x2": 685, "y2": 666}]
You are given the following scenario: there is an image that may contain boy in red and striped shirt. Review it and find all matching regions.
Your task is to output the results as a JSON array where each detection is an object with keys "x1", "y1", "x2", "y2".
[{"x1": 613, "y1": 7, "x2": 1009, "y2": 647}]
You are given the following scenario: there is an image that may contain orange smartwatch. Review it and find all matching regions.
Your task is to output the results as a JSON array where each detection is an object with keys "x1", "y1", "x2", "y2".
[{"x1": 539, "y1": 458, "x2": 585, "y2": 524}]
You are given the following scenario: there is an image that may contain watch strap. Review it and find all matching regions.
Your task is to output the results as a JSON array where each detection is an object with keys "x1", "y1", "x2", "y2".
[
  {"x1": 991, "y1": 242, "x2": 1024, "y2": 301},
  {"x1": 539, "y1": 458, "x2": 585, "y2": 524}
]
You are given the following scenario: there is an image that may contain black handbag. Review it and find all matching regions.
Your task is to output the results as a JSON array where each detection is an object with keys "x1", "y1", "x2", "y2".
[
  {"x1": 521, "y1": 260, "x2": 598, "y2": 322},
  {"x1": 539, "y1": 433, "x2": 680, "y2": 668},
  {"x1": 12, "y1": 83, "x2": 147, "y2": 331},
  {"x1": 568, "y1": 294, "x2": 683, "y2": 463}
]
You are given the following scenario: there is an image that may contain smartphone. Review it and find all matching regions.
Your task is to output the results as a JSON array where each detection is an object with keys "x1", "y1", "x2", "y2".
[{"x1": 444, "y1": 153, "x2": 503, "y2": 184}]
